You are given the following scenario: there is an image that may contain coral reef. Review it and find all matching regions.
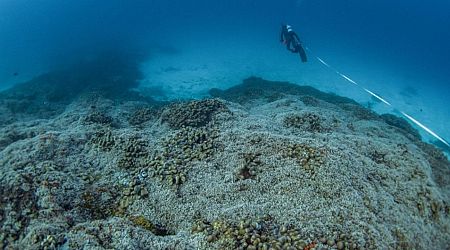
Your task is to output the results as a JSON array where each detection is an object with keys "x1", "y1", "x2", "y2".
[
  {"x1": 0, "y1": 50, "x2": 155, "y2": 125},
  {"x1": 117, "y1": 135, "x2": 149, "y2": 170},
  {"x1": 129, "y1": 215, "x2": 170, "y2": 236},
  {"x1": 148, "y1": 126, "x2": 219, "y2": 187},
  {"x1": 83, "y1": 110, "x2": 113, "y2": 125},
  {"x1": 90, "y1": 129, "x2": 116, "y2": 151},
  {"x1": 209, "y1": 77, "x2": 356, "y2": 106},
  {"x1": 341, "y1": 103, "x2": 380, "y2": 121},
  {"x1": 299, "y1": 95, "x2": 321, "y2": 107},
  {"x1": 161, "y1": 99, "x2": 229, "y2": 129},
  {"x1": 80, "y1": 186, "x2": 120, "y2": 220},
  {"x1": 416, "y1": 141, "x2": 450, "y2": 188},
  {"x1": 0, "y1": 176, "x2": 39, "y2": 249},
  {"x1": 0, "y1": 76, "x2": 448, "y2": 249},
  {"x1": 0, "y1": 124, "x2": 37, "y2": 151},
  {"x1": 284, "y1": 143, "x2": 326, "y2": 175},
  {"x1": 284, "y1": 112, "x2": 329, "y2": 133},
  {"x1": 381, "y1": 113, "x2": 421, "y2": 140},
  {"x1": 128, "y1": 107, "x2": 160, "y2": 126},
  {"x1": 192, "y1": 216, "x2": 359, "y2": 250},
  {"x1": 235, "y1": 153, "x2": 262, "y2": 180}
]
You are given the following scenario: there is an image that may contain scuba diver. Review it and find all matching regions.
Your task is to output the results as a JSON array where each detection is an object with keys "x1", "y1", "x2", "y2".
[{"x1": 280, "y1": 24, "x2": 307, "y2": 62}]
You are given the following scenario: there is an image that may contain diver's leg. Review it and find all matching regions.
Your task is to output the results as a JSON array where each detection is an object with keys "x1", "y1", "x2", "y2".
[
  {"x1": 298, "y1": 44, "x2": 307, "y2": 62},
  {"x1": 286, "y1": 40, "x2": 296, "y2": 52}
]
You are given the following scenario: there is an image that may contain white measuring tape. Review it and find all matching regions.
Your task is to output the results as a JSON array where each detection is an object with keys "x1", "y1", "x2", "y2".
[{"x1": 305, "y1": 47, "x2": 450, "y2": 148}]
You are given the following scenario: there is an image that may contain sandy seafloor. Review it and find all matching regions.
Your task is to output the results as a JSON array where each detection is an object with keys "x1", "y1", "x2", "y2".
[
  {"x1": 1, "y1": 55, "x2": 449, "y2": 250},
  {"x1": 140, "y1": 35, "x2": 450, "y2": 149}
]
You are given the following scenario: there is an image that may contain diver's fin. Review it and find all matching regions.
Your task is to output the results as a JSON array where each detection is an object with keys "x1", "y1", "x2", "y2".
[{"x1": 298, "y1": 45, "x2": 307, "y2": 63}]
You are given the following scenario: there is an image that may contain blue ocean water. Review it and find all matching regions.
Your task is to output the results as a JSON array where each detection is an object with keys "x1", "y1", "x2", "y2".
[
  {"x1": 1, "y1": 0, "x2": 449, "y2": 146},
  {"x1": 1, "y1": 2, "x2": 450, "y2": 249}
]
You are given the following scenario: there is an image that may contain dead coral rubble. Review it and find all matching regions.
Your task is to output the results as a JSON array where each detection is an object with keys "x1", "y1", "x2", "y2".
[{"x1": 0, "y1": 178, "x2": 39, "y2": 249}]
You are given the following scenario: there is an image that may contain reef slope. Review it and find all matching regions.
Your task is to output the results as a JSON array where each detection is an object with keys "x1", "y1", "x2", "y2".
[{"x1": 0, "y1": 77, "x2": 449, "y2": 249}]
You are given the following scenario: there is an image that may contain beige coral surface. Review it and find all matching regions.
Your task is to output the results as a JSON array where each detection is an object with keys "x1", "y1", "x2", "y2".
[{"x1": 0, "y1": 77, "x2": 449, "y2": 250}]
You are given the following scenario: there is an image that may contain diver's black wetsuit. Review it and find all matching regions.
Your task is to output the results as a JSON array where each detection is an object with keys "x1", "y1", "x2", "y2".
[{"x1": 280, "y1": 25, "x2": 307, "y2": 62}]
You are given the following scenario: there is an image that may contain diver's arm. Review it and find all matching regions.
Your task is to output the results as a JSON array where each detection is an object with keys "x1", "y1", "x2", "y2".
[{"x1": 280, "y1": 30, "x2": 284, "y2": 42}]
